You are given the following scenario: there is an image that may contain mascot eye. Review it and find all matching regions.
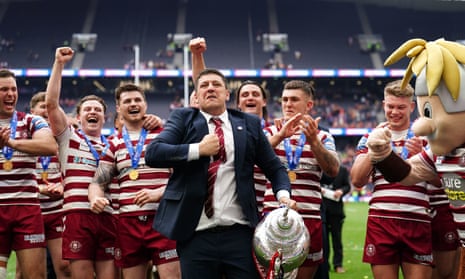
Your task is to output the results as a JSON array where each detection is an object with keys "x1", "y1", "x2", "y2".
[{"x1": 423, "y1": 102, "x2": 432, "y2": 118}]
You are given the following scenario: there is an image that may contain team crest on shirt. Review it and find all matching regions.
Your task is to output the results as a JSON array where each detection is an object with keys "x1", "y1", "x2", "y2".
[
  {"x1": 445, "y1": 231, "x2": 458, "y2": 243},
  {"x1": 365, "y1": 244, "x2": 376, "y2": 257},
  {"x1": 70, "y1": 240, "x2": 82, "y2": 253},
  {"x1": 114, "y1": 248, "x2": 122, "y2": 260}
]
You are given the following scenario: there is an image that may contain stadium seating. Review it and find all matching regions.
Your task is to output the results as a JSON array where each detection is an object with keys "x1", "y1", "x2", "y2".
[
  {"x1": 0, "y1": 0, "x2": 463, "y2": 137},
  {"x1": 0, "y1": 0, "x2": 463, "y2": 70}
]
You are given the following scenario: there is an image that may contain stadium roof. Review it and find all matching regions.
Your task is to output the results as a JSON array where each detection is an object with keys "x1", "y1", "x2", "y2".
[
  {"x1": 4, "y1": 0, "x2": 465, "y2": 12},
  {"x1": 325, "y1": 0, "x2": 465, "y2": 12}
]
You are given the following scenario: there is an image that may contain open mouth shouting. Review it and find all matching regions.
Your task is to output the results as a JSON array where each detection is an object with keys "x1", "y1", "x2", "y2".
[
  {"x1": 3, "y1": 99, "x2": 15, "y2": 111},
  {"x1": 129, "y1": 108, "x2": 140, "y2": 115},
  {"x1": 87, "y1": 116, "x2": 99, "y2": 124}
]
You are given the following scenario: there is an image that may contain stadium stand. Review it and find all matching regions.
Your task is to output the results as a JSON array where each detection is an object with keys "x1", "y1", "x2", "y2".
[
  {"x1": 185, "y1": 0, "x2": 257, "y2": 69},
  {"x1": 0, "y1": 0, "x2": 463, "y2": 70},
  {"x1": 0, "y1": 0, "x2": 87, "y2": 68},
  {"x1": 0, "y1": 0, "x2": 463, "y2": 135},
  {"x1": 275, "y1": 0, "x2": 372, "y2": 69},
  {"x1": 366, "y1": 4, "x2": 465, "y2": 69},
  {"x1": 85, "y1": 0, "x2": 178, "y2": 69}
]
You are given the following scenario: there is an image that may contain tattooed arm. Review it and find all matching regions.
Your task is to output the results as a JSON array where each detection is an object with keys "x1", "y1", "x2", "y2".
[
  {"x1": 88, "y1": 162, "x2": 116, "y2": 214},
  {"x1": 300, "y1": 114, "x2": 340, "y2": 177},
  {"x1": 310, "y1": 139, "x2": 340, "y2": 177}
]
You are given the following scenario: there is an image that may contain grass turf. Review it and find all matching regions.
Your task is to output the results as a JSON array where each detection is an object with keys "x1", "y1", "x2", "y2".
[
  {"x1": 6, "y1": 202, "x2": 376, "y2": 279},
  {"x1": 330, "y1": 201, "x2": 373, "y2": 279}
]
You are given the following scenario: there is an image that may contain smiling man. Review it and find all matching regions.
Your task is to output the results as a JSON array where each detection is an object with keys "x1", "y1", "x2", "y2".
[
  {"x1": 88, "y1": 83, "x2": 180, "y2": 279},
  {"x1": 0, "y1": 70, "x2": 57, "y2": 279},
  {"x1": 350, "y1": 80, "x2": 436, "y2": 279},
  {"x1": 189, "y1": 38, "x2": 271, "y2": 218},
  {"x1": 46, "y1": 47, "x2": 118, "y2": 279},
  {"x1": 262, "y1": 80, "x2": 340, "y2": 279},
  {"x1": 145, "y1": 68, "x2": 295, "y2": 279}
]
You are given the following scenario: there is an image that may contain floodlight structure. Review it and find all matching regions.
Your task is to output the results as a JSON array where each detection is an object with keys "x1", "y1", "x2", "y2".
[
  {"x1": 357, "y1": 34, "x2": 385, "y2": 53},
  {"x1": 262, "y1": 33, "x2": 289, "y2": 69},
  {"x1": 167, "y1": 33, "x2": 192, "y2": 69},
  {"x1": 172, "y1": 33, "x2": 193, "y2": 46},
  {"x1": 70, "y1": 33, "x2": 98, "y2": 69},
  {"x1": 167, "y1": 33, "x2": 192, "y2": 107},
  {"x1": 71, "y1": 33, "x2": 98, "y2": 52}
]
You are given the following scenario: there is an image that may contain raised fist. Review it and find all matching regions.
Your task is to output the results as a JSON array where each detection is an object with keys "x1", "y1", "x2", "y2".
[
  {"x1": 367, "y1": 127, "x2": 392, "y2": 163},
  {"x1": 189, "y1": 37, "x2": 207, "y2": 55},
  {"x1": 55, "y1": 47, "x2": 74, "y2": 64}
]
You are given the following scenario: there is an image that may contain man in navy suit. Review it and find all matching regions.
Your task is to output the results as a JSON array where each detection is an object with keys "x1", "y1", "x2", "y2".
[{"x1": 145, "y1": 68, "x2": 295, "y2": 279}]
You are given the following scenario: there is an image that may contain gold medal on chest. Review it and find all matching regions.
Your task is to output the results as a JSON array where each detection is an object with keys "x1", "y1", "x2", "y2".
[
  {"x1": 129, "y1": 169, "x2": 139, "y2": 180},
  {"x1": 3, "y1": 160, "x2": 12, "y2": 171},
  {"x1": 288, "y1": 170, "x2": 296, "y2": 182}
]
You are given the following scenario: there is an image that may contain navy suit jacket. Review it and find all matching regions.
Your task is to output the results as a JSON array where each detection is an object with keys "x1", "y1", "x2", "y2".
[{"x1": 145, "y1": 108, "x2": 290, "y2": 242}]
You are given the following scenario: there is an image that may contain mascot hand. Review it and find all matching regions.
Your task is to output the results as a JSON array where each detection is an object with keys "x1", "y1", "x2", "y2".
[{"x1": 367, "y1": 127, "x2": 392, "y2": 163}]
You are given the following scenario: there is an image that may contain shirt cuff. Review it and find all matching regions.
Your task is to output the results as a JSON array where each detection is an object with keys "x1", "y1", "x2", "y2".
[
  {"x1": 276, "y1": 189, "x2": 290, "y2": 201},
  {"x1": 188, "y1": 143, "x2": 200, "y2": 161}
]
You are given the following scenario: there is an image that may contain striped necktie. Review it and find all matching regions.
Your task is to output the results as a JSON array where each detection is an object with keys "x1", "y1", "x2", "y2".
[{"x1": 205, "y1": 117, "x2": 226, "y2": 218}]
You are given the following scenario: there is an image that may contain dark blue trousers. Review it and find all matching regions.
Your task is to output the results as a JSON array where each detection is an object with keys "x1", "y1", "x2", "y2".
[{"x1": 176, "y1": 224, "x2": 260, "y2": 279}]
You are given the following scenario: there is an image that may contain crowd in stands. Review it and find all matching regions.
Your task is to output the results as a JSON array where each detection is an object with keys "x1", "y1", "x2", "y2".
[
  {"x1": 265, "y1": 81, "x2": 385, "y2": 130},
  {"x1": 312, "y1": 89, "x2": 383, "y2": 129}
]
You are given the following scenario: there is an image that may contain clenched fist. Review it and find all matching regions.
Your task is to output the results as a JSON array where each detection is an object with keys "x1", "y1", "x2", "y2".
[
  {"x1": 367, "y1": 127, "x2": 392, "y2": 163},
  {"x1": 198, "y1": 133, "x2": 220, "y2": 157},
  {"x1": 55, "y1": 47, "x2": 74, "y2": 64},
  {"x1": 189, "y1": 37, "x2": 206, "y2": 55}
]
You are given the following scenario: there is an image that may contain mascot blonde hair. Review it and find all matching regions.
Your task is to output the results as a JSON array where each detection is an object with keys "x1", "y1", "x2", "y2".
[
  {"x1": 367, "y1": 38, "x2": 465, "y2": 279},
  {"x1": 382, "y1": 38, "x2": 465, "y2": 155}
]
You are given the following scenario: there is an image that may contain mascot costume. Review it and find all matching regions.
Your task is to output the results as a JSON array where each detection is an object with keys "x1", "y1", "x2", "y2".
[{"x1": 367, "y1": 38, "x2": 465, "y2": 277}]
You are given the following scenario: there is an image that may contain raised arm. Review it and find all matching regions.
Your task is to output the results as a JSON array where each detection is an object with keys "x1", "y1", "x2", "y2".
[
  {"x1": 46, "y1": 47, "x2": 75, "y2": 136},
  {"x1": 190, "y1": 37, "x2": 207, "y2": 86}
]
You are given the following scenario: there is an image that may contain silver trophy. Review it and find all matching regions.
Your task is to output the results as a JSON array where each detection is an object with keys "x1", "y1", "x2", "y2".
[{"x1": 253, "y1": 207, "x2": 310, "y2": 279}]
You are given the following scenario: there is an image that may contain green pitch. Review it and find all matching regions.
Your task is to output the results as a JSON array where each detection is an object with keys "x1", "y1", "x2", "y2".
[
  {"x1": 331, "y1": 201, "x2": 372, "y2": 279},
  {"x1": 6, "y1": 202, "x2": 381, "y2": 279}
]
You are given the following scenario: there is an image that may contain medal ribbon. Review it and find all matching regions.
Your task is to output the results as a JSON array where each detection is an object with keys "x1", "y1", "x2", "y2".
[
  {"x1": 391, "y1": 125, "x2": 414, "y2": 160},
  {"x1": 78, "y1": 129, "x2": 109, "y2": 166},
  {"x1": 2, "y1": 111, "x2": 17, "y2": 160},
  {"x1": 40, "y1": 156, "x2": 51, "y2": 172},
  {"x1": 283, "y1": 133, "x2": 306, "y2": 170},
  {"x1": 122, "y1": 126, "x2": 147, "y2": 169},
  {"x1": 261, "y1": 118, "x2": 266, "y2": 129}
]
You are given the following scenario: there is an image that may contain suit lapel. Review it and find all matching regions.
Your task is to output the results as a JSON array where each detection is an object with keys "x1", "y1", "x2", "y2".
[
  {"x1": 192, "y1": 112, "x2": 209, "y2": 139},
  {"x1": 191, "y1": 112, "x2": 210, "y2": 167},
  {"x1": 229, "y1": 112, "x2": 246, "y2": 169}
]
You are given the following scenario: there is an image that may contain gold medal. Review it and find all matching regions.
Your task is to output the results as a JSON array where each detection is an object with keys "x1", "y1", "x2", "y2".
[
  {"x1": 41, "y1": 171, "x2": 48, "y2": 181},
  {"x1": 129, "y1": 169, "x2": 139, "y2": 180},
  {"x1": 288, "y1": 170, "x2": 296, "y2": 182},
  {"x1": 3, "y1": 160, "x2": 12, "y2": 171}
]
